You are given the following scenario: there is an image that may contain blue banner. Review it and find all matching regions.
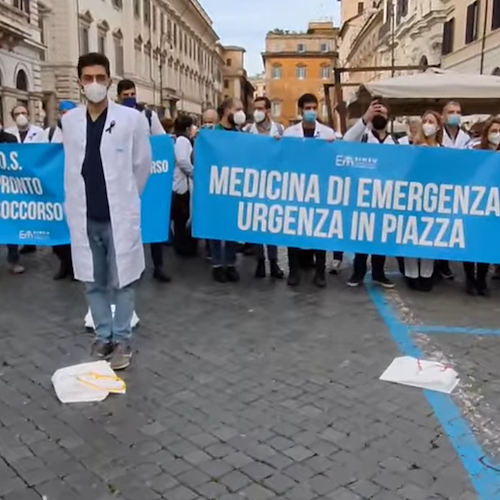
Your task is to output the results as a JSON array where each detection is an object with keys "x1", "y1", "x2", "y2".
[
  {"x1": 193, "y1": 130, "x2": 500, "y2": 263},
  {"x1": 0, "y1": 135, "x2": 174, "y2": 245}
]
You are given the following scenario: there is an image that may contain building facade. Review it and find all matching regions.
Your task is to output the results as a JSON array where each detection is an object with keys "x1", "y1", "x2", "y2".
[
  {"x1": 221, "y1": 45, "x2": 254, "y2": 115},
  {"x1": 441, "y1": 0, "x2": 500, "y2": 75},
  {"x1": 263, "y1": 21, "x2": 339, "y2": 125},
  {"x1": 40, "y1": 0, "x2": 224, "y2": 122},
  {"x1": 339, "y1": 0, "x2": 446, "y2": 90},
  {"x1": 249, "y1": 73, "x2": 266, "y2": 98},
  {"x1": 0, "y1": 0, "x2": 46, "y2": 127}
]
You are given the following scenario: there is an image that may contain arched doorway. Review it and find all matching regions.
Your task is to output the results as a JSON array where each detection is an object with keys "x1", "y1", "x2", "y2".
[{"x1": 492, "y1": 67, "x2": 500, "y2": 76}]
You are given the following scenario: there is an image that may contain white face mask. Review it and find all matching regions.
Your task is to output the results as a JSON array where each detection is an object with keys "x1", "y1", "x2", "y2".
[
  {"x1": 15, "y1": 114, "x2": 29, "y2": 129},
  {"x1": 83, "y1": 82, "x2": 108, "y2": 104},
  {"x1": 253, "y1": 110, "x2": 266, "y2": 124},
  {"x1": 489, "y1": 132, "x2": 500, "y2": 146},
  {"x1": 422, "y1": 123, "x2": 438, "y2": 137},
  {"x1": 233, "y1": 110, "x2": 246, "y2": 126}
]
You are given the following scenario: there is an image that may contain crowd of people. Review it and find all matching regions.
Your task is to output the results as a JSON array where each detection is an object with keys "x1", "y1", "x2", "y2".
[{"x1": 1, "y1": 51, "x2": 499, "y2": 370}]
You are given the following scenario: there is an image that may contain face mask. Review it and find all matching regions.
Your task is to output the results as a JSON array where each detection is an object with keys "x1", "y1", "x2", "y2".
[
  {"x1": 84, "y1": 82, "x2": 108, "y2": 104},
  {"x1": 372, "y1": 115, "x2": 388, "y2": 130},
  {"x1": 202, "y1": 123, "x2": 215, "y2": 129},
  {"x1": 122, "y1": 97, "x2": 137, "y2": 108},
  {"x1": 303, "y1": 110, "x2": 317, "y2": 123},
  {"x1": 489, "y1": 132, "x2": 500, "y2": 146},
  {"x1": 446, "y1": 114, "x2": 461, "y2": 127},
  {"x1": 233, "y1": 110, "x2": 246, "y2": 126},
  {"x1": 253, "y1": 110, "x2": 266, "y2": 124},
  {"x1": 15, "y1": 114, "x2": 29, "y2": 129},
  {"x1": 422, "y1": 123, "x2": 438, "y2": 137}
]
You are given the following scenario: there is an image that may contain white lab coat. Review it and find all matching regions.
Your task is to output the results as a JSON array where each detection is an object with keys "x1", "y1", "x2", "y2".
[
  {"x1": 283, "y1": 120, "x2": 336, "y2": 140},
  {"x1": 36, "y1": 126, "x2": 63, "y2": 143},
  {"x1": 343, "y1": 118, "x2": 398, "y2": 145},
  {"x1": 442, "y1": 127, "x2": 470, "y2": 149},
  {"x1": 142, "y1": 109, "x2": 165, "y2": 136},
  {"x1": 5, "y1": 124, "x2": 43, "y2": 143},
  {"x1": 62, "y1": 100, "x2": 152, "y2": 287}
]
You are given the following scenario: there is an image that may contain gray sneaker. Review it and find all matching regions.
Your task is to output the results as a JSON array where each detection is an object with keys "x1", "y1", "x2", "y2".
[
  {"x1": 91, "y1": 340, "x2": 113, "y2": 360},
  {"x1": 109, "y1": 343, "x2": 132, "y2": 371}
]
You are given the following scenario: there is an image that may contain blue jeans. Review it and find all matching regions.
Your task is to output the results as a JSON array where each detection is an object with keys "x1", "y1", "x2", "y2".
[
  {"x1": 255, "y1": 245, "x2": 277, "y2": 261},
  {"x1": 85, "y1": 219, "x2": 135, "y2": 344},
  {"x1": 209, "y1": 240, "x2": 238, "y2": 267}
]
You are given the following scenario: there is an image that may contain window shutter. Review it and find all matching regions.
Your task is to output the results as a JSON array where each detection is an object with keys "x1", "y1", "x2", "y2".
[{"x1": 465, "y1": 3, "x2": 475, "y2": 43}]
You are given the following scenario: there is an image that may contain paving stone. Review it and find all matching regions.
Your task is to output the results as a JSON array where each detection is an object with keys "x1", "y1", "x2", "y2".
[
  {"x1": 240, "y1": 483, "x2": 276, "y2": 500},
  {"x1": 219, "y1": 469, "x2": 252, "y2": 491},
  {"x1": 283, "y1": 445, "x2": 315, "y2": 461},
  {"x1": 0, "y1": 251, "x2": 481, "y2": 500}
]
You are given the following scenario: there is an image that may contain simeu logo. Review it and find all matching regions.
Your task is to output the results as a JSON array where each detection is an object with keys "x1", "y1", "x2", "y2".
[
  {"x1": 335, "y1": 155, "x2": 377, "y2": 169},
  {"x1": 19, "y1": 230, "x2": 50, "y2": 240}
]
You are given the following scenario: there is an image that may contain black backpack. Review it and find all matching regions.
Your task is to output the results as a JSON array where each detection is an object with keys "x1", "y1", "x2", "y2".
[{"x1": 48, "y1": 126, "x2": 57, "y2": 142}]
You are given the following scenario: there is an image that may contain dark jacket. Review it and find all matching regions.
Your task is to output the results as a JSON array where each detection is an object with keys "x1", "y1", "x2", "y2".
[{"x1": 0, "y1": 130, "x2": 18, "y2": 144}]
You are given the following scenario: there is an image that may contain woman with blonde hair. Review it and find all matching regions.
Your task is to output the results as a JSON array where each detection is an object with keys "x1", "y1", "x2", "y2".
[
  {"x1": 465, "y1": 116, "x2": 500, "y2": 295},
  {"x1": 404, "y1": 110, "x2": 443, "y2": 291}
]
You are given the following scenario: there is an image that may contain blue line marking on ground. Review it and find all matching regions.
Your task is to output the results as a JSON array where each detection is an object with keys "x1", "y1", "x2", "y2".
[
  {"x1": 409, "y1": 325, "x2": 500, "y2": 336},
  {"x1": 367, "y1": 283, "x2": 500, "y2": 500}
]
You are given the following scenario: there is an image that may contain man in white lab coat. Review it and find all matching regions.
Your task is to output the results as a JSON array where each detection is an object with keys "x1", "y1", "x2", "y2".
[
  {"x1": 62, "y1": 53, "x2": 152, "y2": 370},
  {"x1": 244, "y1": 96, "x2": 285, "y2": 280},
  {"x1": 283, "y1": 93, "x2": 336, "y2": 288},
  {"x1": 116, "y1": 79, "x2": 171, "y2": 283},
  {"x1": 6, "y1": 105, "x2": 44, "y2": 255},
  {"x1": 6, "y1": 105, "x2": 43, "y2": 144},
  {"x1": 343, "y1": 100, "x2": 397, "y2": 289}
]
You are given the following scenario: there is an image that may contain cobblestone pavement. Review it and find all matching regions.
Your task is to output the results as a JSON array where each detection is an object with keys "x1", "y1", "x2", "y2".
[{"x1": 0, "y1": 247, "x2": 497, "y2": 500}]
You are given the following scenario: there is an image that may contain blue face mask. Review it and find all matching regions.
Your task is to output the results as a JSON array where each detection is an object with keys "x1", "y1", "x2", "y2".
[
  {"x1": 122, "y1": 97, "x2": 137, "y2": 108},
  {"x1": 446, "y1": 114, "x2": 461, "y2": 127},
  {"x1": 303, "y1": 110, "x2": 317, "y2": 123}
]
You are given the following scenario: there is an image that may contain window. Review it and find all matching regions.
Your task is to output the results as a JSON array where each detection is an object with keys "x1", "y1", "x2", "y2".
[
  {"x1": 465, "y1": 1, "x2": 479, "y2": 44},
  {"x1": 321, "y1": 65, "x2": 331, "y2": 79},
  {"x1": 184, "y1": 33, "x2": 188, "y2": 54},
  {"x1": 98, "y1": 32, "x2": 106, "y2": 55},
  {"x1": 134, "y1": 0, "x2": 140, "y2": 18},
  {"x1": 297, "y1": 43, "x2": 305, "y2": 53},
  {"x1": 396, "y1": 0, "x2": 408, "y2": 19},
  {"x1": 112, "y1": 0, "x2": 123, "y2": 9},
  {"x1": 442, "y1": 18, "x2": 455, "y2": 55},
  {"x1": 296, "y1": 65, "x2": 306, "y2": 79},
  {"x1": 271, "y1": 101, "x2": 281, "y2": 117},
  {"x1": 79, "y1": 25, "x2": 90, "y2": 55},
  {"x1": 114, "y1": 35, "x2": 124, "y2": 76},
  {"x1": 16, "y1": 70, "x2": 28, "y2": 91},
  {"x1": 38, "y1": 14, "x2": 46, "y2": 60},
  {"x1": 320, "y1": 43, "x2": 329, "y2": 53},
  {"x1": 13, "y1": 0, "x2": 30, "y2": 15},
  {"x1": 173, "y1": 23, "x2": 177, "y2": 46},
  {"x1": 143, "y1": 0, "x2": 150, "y2": 26},
  {"x1": 152, "y1": 6, "x2": 157, "y2": 31},
  {"x1": 224, "y1": 79, "x2": 229, "y2": 89},
  {"x1": 271, "y1": 66, "x2": 282, "y2": 79},
  {"x1": 493, "y1": 0, "x2": 500, "y2": 30},
  {"x1": 226, "y1": 58, "x2": 232, "y2": 66},
  {"x1": 358, "y1": 2, "x2": 364, "y2": 14}
]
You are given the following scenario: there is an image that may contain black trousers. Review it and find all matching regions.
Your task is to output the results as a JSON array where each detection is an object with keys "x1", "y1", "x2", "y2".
[
  {"x1": 172, "y1": 192, "x2": 197, "y2": 256},
  {"x1": 288, "y1": 248, "x2": 326, "y2": 273},
  {"x1": 463, "y1": 262, "x2": 489, "y2": 282},
  {"x1": 150, "y1": 243, "x2": 164, "y2": 269},
  {"x1": 53, "y1": 244, "x2": 72, "y2": 267},
  {"x1": 353, "y1": 254, "x2": 386, "y2": 279}
]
